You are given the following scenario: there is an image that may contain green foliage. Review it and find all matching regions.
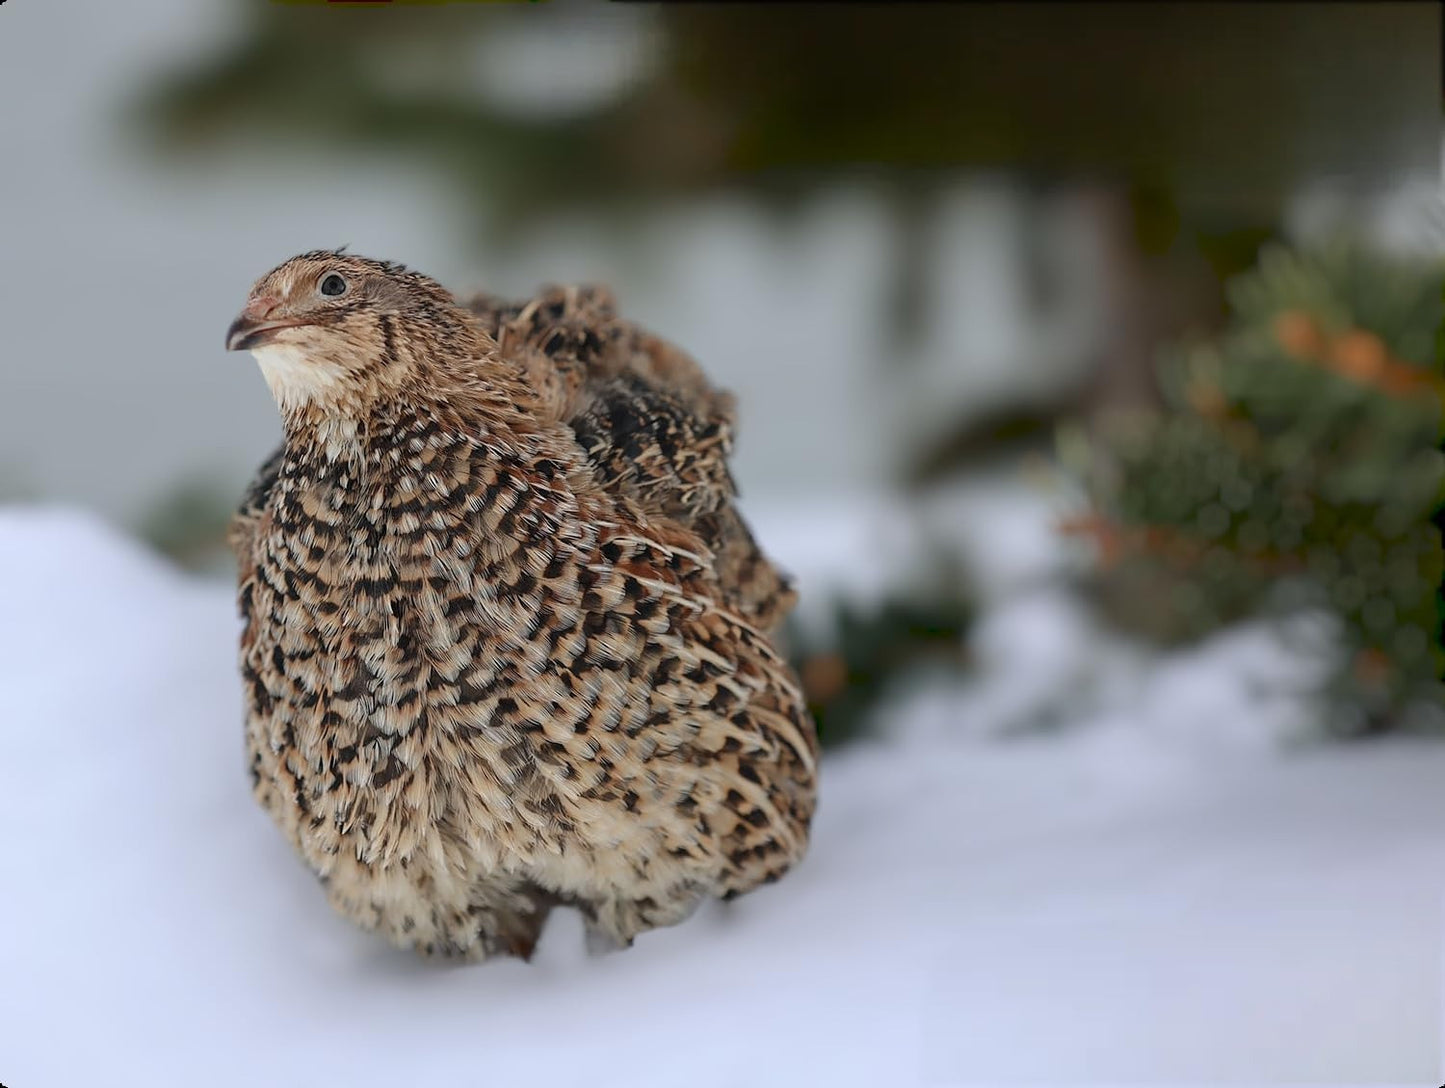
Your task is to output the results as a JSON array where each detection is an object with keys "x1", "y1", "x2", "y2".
[
  {"x1": 1068, "y1": 240, "x2": 1445, "y2": 729},
  {"x1": 136, "y1": 3, "x2": 1401, "y2": 358},
  {"x1": 135, "y1": 4, "x2": 1424, "y2": 226},
  {"x1": 0, "y1": 464, "x2": 39, "y2": 506},
  {"x1": 137, "y1": 476, "x2": 239, "y2": 572},
  {"x1": 787, "y1": 591, "x2": 972, "y2": 749}
]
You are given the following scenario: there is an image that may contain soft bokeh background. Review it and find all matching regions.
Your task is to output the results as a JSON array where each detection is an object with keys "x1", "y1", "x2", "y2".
[{"x1": 2, "y1": 2, "x2": 1444, "y2": 1085}]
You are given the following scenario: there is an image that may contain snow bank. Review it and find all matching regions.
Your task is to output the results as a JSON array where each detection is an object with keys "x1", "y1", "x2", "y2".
[{"x1": 1, "y1": 503, "x2": 1441, "y2": 1087}]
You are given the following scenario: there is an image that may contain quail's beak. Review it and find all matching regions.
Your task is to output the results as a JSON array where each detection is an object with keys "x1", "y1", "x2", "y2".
[{"x1": 226, "y1": 298, "x2": 305, "y2": 352}]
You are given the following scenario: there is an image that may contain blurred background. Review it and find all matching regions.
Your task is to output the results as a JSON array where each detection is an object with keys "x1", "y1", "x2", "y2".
[{"x1": 2, "y1": 2, "x2": 1444, "y2": 1084}]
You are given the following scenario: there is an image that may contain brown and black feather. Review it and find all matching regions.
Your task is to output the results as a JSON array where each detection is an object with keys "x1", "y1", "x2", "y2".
[{"x1": 227, "y1": 254, "x2": 815, "y2": 962}]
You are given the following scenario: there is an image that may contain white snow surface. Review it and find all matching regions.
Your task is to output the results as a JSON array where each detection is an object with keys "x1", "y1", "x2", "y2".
[{"x1": 2, "y1": 502, "x2": 1443, "y2": 1087}]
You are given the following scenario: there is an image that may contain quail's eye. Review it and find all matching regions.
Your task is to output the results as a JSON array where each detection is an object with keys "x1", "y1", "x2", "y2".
[{"x1": 319, "y1": 273, "x2": 347, "y2": 297}]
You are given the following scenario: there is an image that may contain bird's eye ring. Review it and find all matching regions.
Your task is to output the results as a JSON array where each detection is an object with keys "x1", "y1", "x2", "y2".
[{"x1": 319, "y1": 273, "x2": 348, "y2": 297}]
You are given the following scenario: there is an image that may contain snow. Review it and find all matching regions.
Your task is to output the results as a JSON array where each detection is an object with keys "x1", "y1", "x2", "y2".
[{"x1": 2, "y1": 501, "x2": 1443, "y2": 1087}]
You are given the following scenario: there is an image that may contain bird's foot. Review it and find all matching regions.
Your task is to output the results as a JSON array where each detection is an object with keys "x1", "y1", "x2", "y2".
[{"x1": 583, "y1": 923, "x2": 633, "y2": 957}]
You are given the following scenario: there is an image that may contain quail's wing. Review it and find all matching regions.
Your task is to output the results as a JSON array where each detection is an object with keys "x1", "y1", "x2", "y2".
[
  {"x1": 465, "y1": 286, "x2": 797, "y2": 633},
  {"x1": 229, "y1": 444, "x2": 284, "y2": 566}
]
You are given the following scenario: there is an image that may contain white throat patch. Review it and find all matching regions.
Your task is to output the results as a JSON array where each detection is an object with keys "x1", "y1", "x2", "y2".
[{"x1": 252, "y1": 343, "x2": 345, "y2": 413}]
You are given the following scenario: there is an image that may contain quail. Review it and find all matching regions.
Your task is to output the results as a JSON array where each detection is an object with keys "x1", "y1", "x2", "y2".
[{"x1": 226, "y1": 251, "x2": 817, "y2": 961}]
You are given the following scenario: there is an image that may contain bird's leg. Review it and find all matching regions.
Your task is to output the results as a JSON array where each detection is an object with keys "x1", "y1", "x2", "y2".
[
  {"x1": 583, "y1": 923, "x2": 632, "y2": 957},
  {"x1": 579, "y1": 884, "x2": 708, "y2": 954},
  {"x1": 574, "y1": 897, "x2": 635, "y2": 956},
  {"x1": 466, "y1": 880, "x2": 558, "y2": 963}
]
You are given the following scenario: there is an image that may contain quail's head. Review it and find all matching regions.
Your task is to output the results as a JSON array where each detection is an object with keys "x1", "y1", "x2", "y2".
[{"x1": 227, "y1": 250, "x2": 480, "y2": 414}]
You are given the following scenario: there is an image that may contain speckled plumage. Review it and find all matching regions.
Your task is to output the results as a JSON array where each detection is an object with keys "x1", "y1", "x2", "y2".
[{"x1": 226, "y1": 251, "x2": 817, "y2": 961}]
